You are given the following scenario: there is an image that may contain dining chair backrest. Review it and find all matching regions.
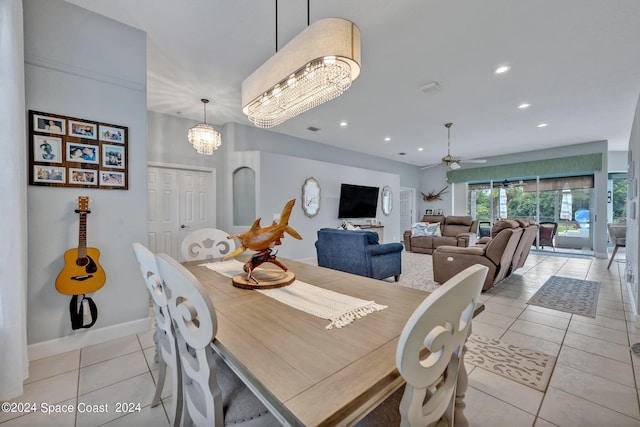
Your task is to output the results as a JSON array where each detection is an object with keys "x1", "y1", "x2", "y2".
[
  {"x1": 131, "y1": 243, "x2": 182, "y2": 426},
  {"x1": 608, "y1": 223, "x2": 627, "y2": 246},
  {"x1": 155, "y1": 254, "x2": 277, "y2": 427},
  {"x1": 396, "y1": 264, "x2": 488, "y2": 426},
  {"x1": 607, "y1": 223, "x2": 627, "y2": 269},
  {"x1": 155, "y1": 253, "x2": 223, "y2": 426},
  {"x1": 181, "y1": 228, "x2": 236, "y2": 261}
]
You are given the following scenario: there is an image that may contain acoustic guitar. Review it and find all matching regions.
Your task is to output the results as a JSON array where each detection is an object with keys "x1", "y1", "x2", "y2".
[{"x1": 55, "y1": 196, "x2": 106, "y2": 295}]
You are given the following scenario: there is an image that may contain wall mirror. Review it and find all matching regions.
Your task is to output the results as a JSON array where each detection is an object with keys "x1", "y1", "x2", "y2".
[
  {"x1": 302, "y1": 177, "x2": 321, "y2": 217},
  {"x1": 381, "y1": 185, "x2": 393, "y2": 216}
]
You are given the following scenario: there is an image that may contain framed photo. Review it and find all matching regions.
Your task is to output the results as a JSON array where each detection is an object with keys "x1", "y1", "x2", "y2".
[
  {"x1": 100, "y1": 171, "x2": 125, "y2": 187},
  {"x1": 33, "y1": 135, "x2": 62, "y2": 163},
  {"x1": 28, "y1": 111, "x2": 128, "y2": 190},
  {"x1": 66, "y1": 142, "x2": 99, "y2": 164},
  {"x1": 33, "y1": 113, "x2": 65, "y2": 135},
  {"x1": 68, "y1": 120, "x2": 97, "y2": 140},
  {"x1": 33, "y1": 165, "x2": 65, "y2": 183},
  {"x1": 425, "y1": 208, "x2": 434, "y2": 215},
  {"x1": 435, "y1": 208, "x2": 444, "y2": 215},
  {"x1": 69, "y1": 168, "x2": 98, "y2": 186},
  {"x1": 102, "y1": 144, "x2": 125, "y2": 169},
  {"x1": 99, "y1": 125, "x2": 125, "y2": 144}
]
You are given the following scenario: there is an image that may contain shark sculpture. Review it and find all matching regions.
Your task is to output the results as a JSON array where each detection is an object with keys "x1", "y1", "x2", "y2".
[{"x1": 225, "y1": 198, "x2": 302, "y2": 283}]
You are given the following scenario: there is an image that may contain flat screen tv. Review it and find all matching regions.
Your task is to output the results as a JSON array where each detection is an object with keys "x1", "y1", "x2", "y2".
[{"x1": 338, "y1": 183, "x2": 379, "y2": 219}]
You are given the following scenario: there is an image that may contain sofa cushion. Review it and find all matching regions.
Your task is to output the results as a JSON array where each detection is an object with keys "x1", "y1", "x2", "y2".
[
  {"x1": 431, "y1": 236, "x2": 458, "y2": 247},
  {"x1": 445, "y1": 216, "x2": 473, "y2": 226},
  {"x1": 420, "y1": 215, "x2": 445, "y2": 224},
  {"x1": 491, "y1": 219, "x2": 520, "y2": 237},
  {"x1": 362, "y1": 231, "x2": 379, "y2": 244},
  {"x1": 410, "y1": 222, "x2": 429, "y2": 237}
]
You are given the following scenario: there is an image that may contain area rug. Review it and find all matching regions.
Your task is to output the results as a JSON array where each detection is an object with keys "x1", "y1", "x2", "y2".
[
  {"x1": 527, "y1": 275, "x2": 600, "y2": 317},
  {"x1": 465, "y1": 334, "x2": 557, "y2": 392},
  {"x1": 383, "y1": 251, "x2": 441, "y2": 293}
]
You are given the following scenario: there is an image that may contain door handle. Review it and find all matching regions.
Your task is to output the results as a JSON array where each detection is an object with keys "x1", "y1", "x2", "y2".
[{"x1": 180, "y1": 224, "x2": 187, "y2": 229}]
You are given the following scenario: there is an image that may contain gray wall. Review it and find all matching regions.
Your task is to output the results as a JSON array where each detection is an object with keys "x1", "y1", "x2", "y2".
[
  {"x1": 259, "y1": 152, "x2": 401, "y2": 260},
  {"x1": 147, "y1": 119, "x2": 407, "y2": 259},
  {"x1": 24, "y1": 0, "x2": 148, "y2": 344}
]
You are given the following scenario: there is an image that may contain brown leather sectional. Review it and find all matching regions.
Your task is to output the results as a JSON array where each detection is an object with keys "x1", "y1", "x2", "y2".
[
  {"x1": 403, "y1": 215, "x2": 479, "y2": 254},
  {"x1": 432, "y1": 218, "x2": 539, "y2": 291}
]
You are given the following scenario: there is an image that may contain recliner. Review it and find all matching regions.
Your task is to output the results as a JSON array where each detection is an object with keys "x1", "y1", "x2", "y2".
[{"x1": 433, "y1": 219, "x2": 523, "y2": 291}]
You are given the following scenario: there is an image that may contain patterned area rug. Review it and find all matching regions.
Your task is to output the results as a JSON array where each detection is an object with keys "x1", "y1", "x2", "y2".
[
  {"x1": 527, "y1": 275, "x2": 600, "y2": 317},
  {"x1": 383, "y1": 251, "x2": 441, "y2": 292},
  {"x1": 465, "y1": 334, "x2": 557, "y2": 392}
]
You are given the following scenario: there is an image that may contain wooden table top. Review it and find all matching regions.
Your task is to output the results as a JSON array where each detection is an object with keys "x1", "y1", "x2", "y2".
[{"x1": 183, "y1": 258, "x2": 439, "y2": 426}]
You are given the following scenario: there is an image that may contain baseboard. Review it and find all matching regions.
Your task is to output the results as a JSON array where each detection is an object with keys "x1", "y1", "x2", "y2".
[{"x1": 27, "y1": 317, "x2": 152, "y2": 361}]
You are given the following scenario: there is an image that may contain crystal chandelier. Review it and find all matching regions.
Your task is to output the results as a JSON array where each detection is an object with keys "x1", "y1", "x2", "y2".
[
  {"x1": 188, "y1": 99, "x2": 221, "y2": 155},
  {"x1": 242, "y1": 18, "x2": 361, "y2": 128}
]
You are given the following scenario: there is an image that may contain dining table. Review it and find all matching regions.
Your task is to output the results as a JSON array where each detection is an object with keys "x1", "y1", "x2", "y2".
[{"x1": 183, "y1": 256, "x2": 483, "y2": 427}]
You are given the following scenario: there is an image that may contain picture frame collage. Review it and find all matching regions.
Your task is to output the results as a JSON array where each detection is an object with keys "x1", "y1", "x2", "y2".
[{"x1": 29, "y1": 110, "x2": 128, "y2": 190}]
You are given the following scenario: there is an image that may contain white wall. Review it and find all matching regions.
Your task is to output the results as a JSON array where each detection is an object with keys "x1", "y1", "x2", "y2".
[
  {"x1": 24, "y1": 0, "x2": 148, "y2": 351},
  {"x1": 627, "y1": 95, "x2": 640, "y2": 317},
  {"x1": 418, "y1": 165, "x2": 452, "y2": 217}
]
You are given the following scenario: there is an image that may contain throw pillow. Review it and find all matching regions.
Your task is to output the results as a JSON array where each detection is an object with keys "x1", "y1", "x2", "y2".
[
  {"x1": 411, "y1": 222, "x2": 429, "y2": 237},
  {"x1": 426, "y1": 222, "x2": 442, "y2": 237}
]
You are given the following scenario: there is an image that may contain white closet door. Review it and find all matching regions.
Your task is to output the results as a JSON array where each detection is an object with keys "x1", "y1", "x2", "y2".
[{"x1": 147, "y1": 166, "x2": 215, "y2": 260}]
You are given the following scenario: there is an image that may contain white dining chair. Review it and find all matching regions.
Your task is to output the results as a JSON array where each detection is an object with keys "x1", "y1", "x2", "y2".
[
  {"x1": 607, "y1": 223, "x2": 626, "y2": 269},
  {"x1": 155, "y1": 253, "x2": 279, "y2": 427},
  {"x1": 180, "y1": 228, "x2": 236, "y2": 261},
  {"x1": 356, "y1": 264, "x2": 488, "y2": 427},
  {"x1": 131, "y1": 243, "x2": 182, "y2": 427}
]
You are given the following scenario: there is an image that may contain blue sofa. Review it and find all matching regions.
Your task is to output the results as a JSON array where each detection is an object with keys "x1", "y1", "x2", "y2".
[{"x1": 315, "y1": 228, "x2": 403, "y2": 281}]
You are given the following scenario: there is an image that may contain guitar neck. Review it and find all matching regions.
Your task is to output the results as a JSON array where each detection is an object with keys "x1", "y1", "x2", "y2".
[{"x1": 78, "y1": 212, "x2": 87, "y2": 259}]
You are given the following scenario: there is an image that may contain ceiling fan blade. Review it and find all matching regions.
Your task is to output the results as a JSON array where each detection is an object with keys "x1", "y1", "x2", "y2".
[
  {"x1": 449, "y1": 161, "x2": 461, "y2": 170},
  {"x1": 420, "y1": 163, "x2": 441, "y2": 170},
  {"x1": 459, "y1": 159, "x2": 487, "y2": 164}
]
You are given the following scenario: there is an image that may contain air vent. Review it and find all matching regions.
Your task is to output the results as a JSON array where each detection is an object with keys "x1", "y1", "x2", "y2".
[
  {"x1": 398, "y1": 152, "x2": 406, "y2": 156},
  {"x1": 420, "y1": 81, "x2": 440, "y2": 93},
  {"x1": 307, "y1": 126, "x2": 320, "y2": 132}
]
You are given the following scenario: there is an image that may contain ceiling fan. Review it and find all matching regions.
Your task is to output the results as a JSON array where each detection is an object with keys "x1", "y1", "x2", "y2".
[
  {"x1": 422, "y1": 122, "x2": 487, "y2": 170},
  {"x1": 499, "y1": 178, "x2": 525, "y2": 188}
]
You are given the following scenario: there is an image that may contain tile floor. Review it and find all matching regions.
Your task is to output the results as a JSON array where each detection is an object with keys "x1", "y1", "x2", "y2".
[{"x1": 1, "y1": 250, "x2": 637, "y2": 426}]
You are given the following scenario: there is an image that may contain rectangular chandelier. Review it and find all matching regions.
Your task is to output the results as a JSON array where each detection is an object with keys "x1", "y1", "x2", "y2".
[{"x1": 241, "y1": 18, "x2": 361, "y2": 128}]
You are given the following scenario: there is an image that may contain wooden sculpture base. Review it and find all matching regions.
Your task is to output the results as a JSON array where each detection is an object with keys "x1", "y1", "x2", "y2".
[{"x1": 232, "y1": 270, "x2": 295, "y2": 290}]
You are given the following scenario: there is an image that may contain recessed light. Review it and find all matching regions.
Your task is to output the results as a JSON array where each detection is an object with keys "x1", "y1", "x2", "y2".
[
  {"x1": 340, "y1": 121, "x2": 347, "y2": 127},
  {"x1": 418, "y1": 148, "x2": 424, "y2": 151},
  {"x1": 384, "y1": 137, "x2": 391, "y2": 142},
  {"x1": 537, "y1": 123, "x2": 548, "y2": 128},
  {"x1": 495, "y1": 65, "x2": 511, "y2": 74},
  {"x1": 518, "y1": 103, "x2": 531, "y2": 109}
]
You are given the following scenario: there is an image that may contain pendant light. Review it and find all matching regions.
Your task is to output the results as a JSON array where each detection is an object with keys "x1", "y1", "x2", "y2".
[
  {"x1": 241, "y1": 1, "x2": 361, "y2": 128},
  {"x1": 188, "y1": 99, "x2": 222, "y2": 155}
]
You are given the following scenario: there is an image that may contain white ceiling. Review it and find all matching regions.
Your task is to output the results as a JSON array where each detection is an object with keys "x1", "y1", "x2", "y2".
[{"x1": 64, "y1": 0, "x2": 640, "y2": 167}]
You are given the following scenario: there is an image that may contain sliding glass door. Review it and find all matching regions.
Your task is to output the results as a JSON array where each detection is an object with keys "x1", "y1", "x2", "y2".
[{"x1": 468, "y1": 175, "x2": 594, "y2": 254}]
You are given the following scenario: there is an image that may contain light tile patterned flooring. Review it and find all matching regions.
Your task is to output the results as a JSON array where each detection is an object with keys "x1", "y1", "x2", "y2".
[{"x1": 1, "y1": 251, "x2": 637, "y2": 426}]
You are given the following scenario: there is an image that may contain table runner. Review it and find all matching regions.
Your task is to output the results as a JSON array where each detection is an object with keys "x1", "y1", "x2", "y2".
[{"x1": 199, "y1": 260, "x2": 387, "y2": 329}]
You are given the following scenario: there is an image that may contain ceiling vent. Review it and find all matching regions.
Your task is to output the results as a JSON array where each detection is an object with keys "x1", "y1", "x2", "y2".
[
  {"x1": 307, "y1": 126, "x2": 321, "y2": 132},
  {"x1": 420, "y1": 81, "x2": 440, "y2": 93}
]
